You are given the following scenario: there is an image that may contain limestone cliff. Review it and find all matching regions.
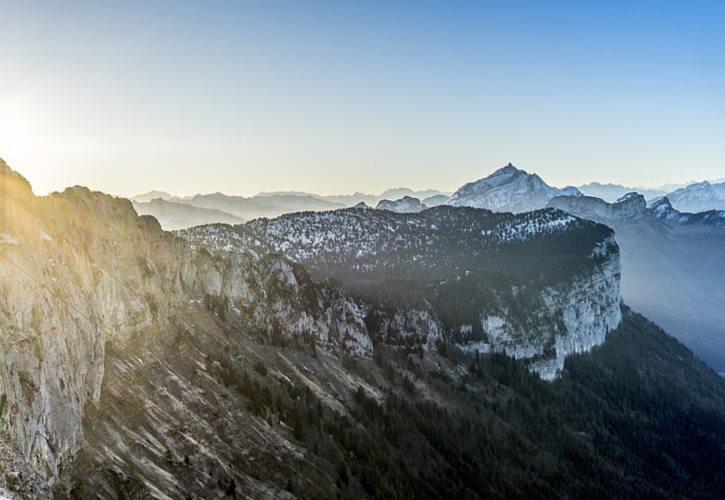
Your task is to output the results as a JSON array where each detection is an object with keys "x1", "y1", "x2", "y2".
[{"x1": 0, "y1": 162, "x2": 372, "y2": 496}]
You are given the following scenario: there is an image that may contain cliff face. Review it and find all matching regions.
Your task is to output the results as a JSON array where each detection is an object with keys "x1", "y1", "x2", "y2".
[
  {"x1": 534, "y1": 242, "x2": 622, "y2": 378},
  {"x1": 548, "y1": 192, "x2": 648, "y2": 225},
  {"x1": 0, "y1": 164, "x2": 372, "y2": 494},
  {"x1": 2, "y1": 161, "x2": 724, "y2": 499},
  {"x1": 182, "y1": 207, "x2": 623, "y2": 379},
  {"x1": 547, "y1": 192, "x2": 725, "y2": 374},
  {"x1": 453, "y1": 236, "x2": 621, "y2": 379}
]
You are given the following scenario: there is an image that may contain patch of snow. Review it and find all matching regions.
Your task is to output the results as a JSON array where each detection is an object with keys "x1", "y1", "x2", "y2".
[{"x1": 0, "y1": 232, "x2": 18, "y2": 245}]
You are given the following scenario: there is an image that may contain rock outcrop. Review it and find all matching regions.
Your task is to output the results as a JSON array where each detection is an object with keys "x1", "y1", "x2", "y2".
[
  {"x1": 0, "y1": 162, "x2": 373, "y2": 494},
  {"x1": 183, "y1": 206, "x2": 623, "y2": 380}
]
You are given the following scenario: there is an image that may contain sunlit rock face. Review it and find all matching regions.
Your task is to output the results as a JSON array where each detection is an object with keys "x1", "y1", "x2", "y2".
[
  {"x1": 0, "y1": 161, "x2": 373, "y2": 491},
  {"x1": 0, "y1": 159, "x2": 623, "y2": 496}
]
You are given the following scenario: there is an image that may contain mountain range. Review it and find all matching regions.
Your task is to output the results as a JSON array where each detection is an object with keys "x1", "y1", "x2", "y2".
[
  {"x1": 131, "y1": 188, "x2": 451, "y2": 228},
  {"x1": 132, "y1": 164, "x2": 725, "y2": 229},
  {"x1": 2, "y1": 157, "x2": 724, "y2": 498},
  {"x1": 132, "y1": 198, "x2": 244, "y2": 230},
  {"x1": 129, "y1": 162, "x2": 725, "y2": 375},
  {"x1": 661, "y1": 181, "x2": 725, "y2": 212},
  {"x1": 576, "y1": 182, "x2": 667, "y2": 202}
]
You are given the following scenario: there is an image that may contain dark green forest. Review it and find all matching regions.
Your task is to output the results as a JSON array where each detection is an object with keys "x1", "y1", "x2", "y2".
[{"x1": 217, "y1": 308, "x2": 725, "y2": 499}]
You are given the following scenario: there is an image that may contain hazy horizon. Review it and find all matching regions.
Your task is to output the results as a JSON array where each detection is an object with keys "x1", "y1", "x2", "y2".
[
  {"x1": 2, "y1": 155, "x2": 721, "y2": 199},
  {"x1": 1, "y1": 1, "x2": 723, "y2": 197}
]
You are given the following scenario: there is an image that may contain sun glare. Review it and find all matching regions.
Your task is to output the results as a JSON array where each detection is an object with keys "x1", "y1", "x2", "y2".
[{"x1": 0, "y1": 96, "x2": 62, "y2": 192}]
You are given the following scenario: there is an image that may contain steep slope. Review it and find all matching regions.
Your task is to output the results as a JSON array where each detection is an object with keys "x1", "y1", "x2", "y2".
[
  {"x1": 66, "y1": 307, "x2": 725, "y2": 500},
  {"x1": 0, "y1": 161, "x2": 373, "y2": 497},
  {"x1": 549, "y1": 193, "x2": 725, "y2": 373},
  {"x1": 132, "y1": 198, "x2": 243, "y2": 230},
  {"x1": 448, "y1": 163, "x2": 581, "y2": 213},
  {"x1": 649, "y1": 196, "x2": 725, "y2": 231},
  {"x1": 182, "y1": 206, "x2": 622, "y2": 379},
  {"x1": 1, "y1": 159, "x2": 725, "y2": 499}
]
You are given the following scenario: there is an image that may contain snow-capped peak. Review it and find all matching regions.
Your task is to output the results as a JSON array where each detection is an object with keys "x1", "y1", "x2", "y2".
[
  {"x1": 448, "y1": 163, "x2": 580, "y2": 213},
  {"x1": 666, "y1": 180, "x2": 725, "y2": 212}
]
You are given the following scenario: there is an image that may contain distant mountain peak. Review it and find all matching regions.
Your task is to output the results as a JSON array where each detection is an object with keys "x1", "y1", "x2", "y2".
[
  {"x1": 648, "y1": 196, "x2": 673, "y2": 210},
  {"x1": 616, "y1": 192, "x2": 646, "y2": 205},
  {"x1": 375, "y1": 196, "x2": 426, "y2": 213},
  {"x1": 494, "y1": 162, "x2": 519, "y2": 174},
  {"x1": 665, "y1": 180, "x2": 725, "y2": 212},
  {"x1": 448, "y1": 163, "x2": 577, "y2": 213}
]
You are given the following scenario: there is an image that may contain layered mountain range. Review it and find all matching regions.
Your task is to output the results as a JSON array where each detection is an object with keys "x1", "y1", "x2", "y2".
[
  {"x1": 577, "y1": 182, "x2": 667, "y2": 202},
  {"x1": 1, "y1": 158, "x2": 724, "y2": 498},
  {"x1": 132, "y1": 198, "x2": 244, "y2": 230},
  {"x1": 132, "y1": 163, "x2": 725, "y2": 229},
  {"x1": 131, "y1": 189, "x2": 451, "y2": 229}
]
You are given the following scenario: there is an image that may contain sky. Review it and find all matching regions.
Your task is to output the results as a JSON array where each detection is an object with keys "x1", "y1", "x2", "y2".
[{"x1": 0, "y1": 0, "x2": 723, "y2": 197}]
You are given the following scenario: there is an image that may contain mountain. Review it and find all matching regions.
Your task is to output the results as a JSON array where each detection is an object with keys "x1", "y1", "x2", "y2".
[
  {"x1": 182, "y1": 206, "x2": 622, "y2": 379},
  {"x1": 375, "y1": 196, "x2": 427, "y2": 213},
  {"x1": 422, "y1": 194, "x2": 450, "y2": 206},
  {"x1": 2, "y1": 158, "x2": 725, "y2": 498},
  {"x1": 130, "y1": 190, "x2": 179, "y2": 203},
  {"x1": 549, "y1": 193, "x2": 725, "y2": 373},
  {"x1": 180, "y1": 192, "x2": 345, "y2": 220},
  {"x1": 577, "y1": 182, "x2": 666, "y2": 202},
  {"x1": 132, "y1": 198, "x2": 243, "y2": 230},
  {"x1": 308, "y1": 189, "x2": 450, "y2": 208},
  {"x1": 378, "y1": 187, "x2": 448, "y2": 201},
  {"x1": 448, "y1": 163, "x2": 581, "y2": 213},
  {"x1": 0, "y1": 160, "x2": 374, "y2": 498},
  {"x1": 649, "y1": 196, "x2": 725, "y2": 231},
  {"x1": 664, "y1": 181, "x2": 725, "y2": 212}
]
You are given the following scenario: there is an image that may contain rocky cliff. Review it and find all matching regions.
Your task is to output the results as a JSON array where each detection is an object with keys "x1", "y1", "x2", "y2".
[
  {"x1": 0, "y1": 161, "x2": 373, "y2": 496},
  {"x1": 1, "y1": 160, "x2": 724, "y2": 499},
  {"x1": 548, "y1": 191, "x2": 725, "y2": 374},
  {"x1": 182, "y1": 206, "x2": 622, "y2": 379}
]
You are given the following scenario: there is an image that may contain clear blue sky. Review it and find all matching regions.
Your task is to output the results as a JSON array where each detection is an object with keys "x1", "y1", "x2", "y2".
[{"x1": 0, "y1": 0, "x2": 723, "y2": 196}]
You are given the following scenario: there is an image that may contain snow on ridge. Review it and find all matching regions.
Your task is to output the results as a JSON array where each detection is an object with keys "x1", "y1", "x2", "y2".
[
  {"x1": 483, "y1": 213, "x2": 578, "y2": 241},
  {"x1": 178, "y1": 208, "x2": 587, "y2": 267}
]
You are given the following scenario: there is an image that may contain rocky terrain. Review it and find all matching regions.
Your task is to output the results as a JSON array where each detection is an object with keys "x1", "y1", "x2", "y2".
[
  {"x1": 181, "y1": 205, "x2": 622, "y2": 379},
  {"x1": 549, "y1": 192, "x2": 725, "y2": 373},
  {"x1": 1, "y1": 159, "x2": 724, "y2": 498},
  {"x1": 0, "y1": 160, "x2": 373, "y2": 497}
]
